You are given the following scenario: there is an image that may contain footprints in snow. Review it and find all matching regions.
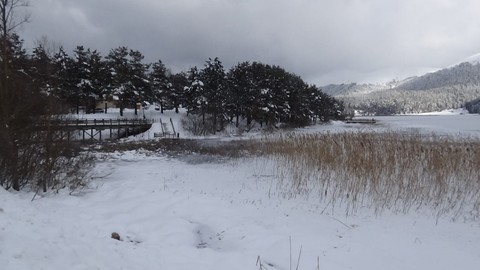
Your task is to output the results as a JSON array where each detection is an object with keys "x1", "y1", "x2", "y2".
[
  {"x1": 110, "y1": 222, "x2": 233, "y2": 250},
  {"x1": 193, "y1": 223, "x2": 228, "y2": 250}
]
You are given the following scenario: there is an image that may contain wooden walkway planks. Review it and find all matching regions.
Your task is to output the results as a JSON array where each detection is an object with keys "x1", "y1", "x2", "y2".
[{"x1": 34, "y1": 118, "x2": 153, "y2": 141}]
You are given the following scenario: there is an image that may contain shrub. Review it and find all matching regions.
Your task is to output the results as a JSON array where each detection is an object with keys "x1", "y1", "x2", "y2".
[
  {"x1": 181, "y1": 114, "x2": 216, "y2": 136},
  {"x1": 1, "y1": 114, "x2": 94, "y2": 193}
]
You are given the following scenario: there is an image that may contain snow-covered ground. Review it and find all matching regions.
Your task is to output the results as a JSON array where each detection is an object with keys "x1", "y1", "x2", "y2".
[{"x1": 1, "y1": 109, "x2": 480, "y2": 270}]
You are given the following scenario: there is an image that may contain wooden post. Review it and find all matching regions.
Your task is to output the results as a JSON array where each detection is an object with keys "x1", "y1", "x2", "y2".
[
  {"x1": 170, "y1": 118, "x2": 176, "y2": 137},
  {"x1": 159, "y1": 118, "x2": 165, "y2": 136}
]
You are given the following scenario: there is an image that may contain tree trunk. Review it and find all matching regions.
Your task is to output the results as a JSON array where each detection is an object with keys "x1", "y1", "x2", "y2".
[
  {"x1": 213, "y1": 112, "x2": 217, "y2": 134},
  {"x1": 11, "y1": 150, "x2": 19, "y2": 191}
]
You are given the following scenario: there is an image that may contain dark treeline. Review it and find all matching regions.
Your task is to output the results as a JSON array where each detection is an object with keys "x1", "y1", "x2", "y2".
[
  {"x1": 465, "y1": 98, "x2": 480, "y2": 114},
  {"x1": 1, "y1": 1, "x2": 95, "y2": 192},
  {"x1": 1, "y1": 1, "x2": 344, "y2": 190},
  {"x1": 23, "y1": 41, "x2": 345, "y2": 132}
]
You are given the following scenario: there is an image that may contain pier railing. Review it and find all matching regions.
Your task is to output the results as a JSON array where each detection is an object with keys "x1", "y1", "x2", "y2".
[
  {"x1": 34, "y1": 118, "x2": 153, "y2": 141},
  {"x1": 37, "y1": 118, "x2": 153, "y2": 130}
]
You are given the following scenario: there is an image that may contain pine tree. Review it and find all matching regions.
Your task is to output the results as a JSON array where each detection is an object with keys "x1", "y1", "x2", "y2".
[
  {"x1": 167, "y1": 72, "x2": 187, "y2": 113},
  {"x1": 184, "y1": 66, "x2": 204, "y2": 116},
  {"x1": 52, "y1": 47, "x2": 76, "y2": 112},
  {"x1": 257, "y1": 64, "x2": 291, "y2": 126},
  {"x1": 200, "y1": 57, "x2": 227, "y2": 133},
  {"x1": 227, "y1": 61, "x2": 261, "y2": 127},
  {"x1": 105, "y1": 46, "x2": 129, "y2": 116},
  {"x1": 128, "y1": 49, "x2": 150, "y2": 116},
  {"x1": 284, "y1": 73, "x2": 311, "y2": 126},
  {"x1": 105, "y1": 47, "x2": 149, "y2": 116},
  {"x1": 31, "y1": 44, "x2": 54, "y2": 95},
  {"x1": 88, "y1": 49, "x2": 109, "y2": 113},
  {"x1": 149, "y1": 60, "x2": 170, "y2": 113},
  {"x1": 71, "y1": 45, "x2": 95, "y2": 113}
]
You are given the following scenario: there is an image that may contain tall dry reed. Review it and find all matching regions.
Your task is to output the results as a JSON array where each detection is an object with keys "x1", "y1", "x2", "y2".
[{"x1": 261, "y1": 132, "x2": 480, "y2": 220}]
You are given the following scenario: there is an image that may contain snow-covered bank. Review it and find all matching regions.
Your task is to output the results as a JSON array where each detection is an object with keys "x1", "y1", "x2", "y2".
[
  {"x1": 1, "y1": 152, "x2": 479, "y2": 270},
  {"x1": 2, "y1": 110, "x2": 480, "y2": 269}
]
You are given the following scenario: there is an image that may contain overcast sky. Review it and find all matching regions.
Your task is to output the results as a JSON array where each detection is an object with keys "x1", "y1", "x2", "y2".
[{"x1": 18, "y1": 0, "x2": 480, "y2": 86}]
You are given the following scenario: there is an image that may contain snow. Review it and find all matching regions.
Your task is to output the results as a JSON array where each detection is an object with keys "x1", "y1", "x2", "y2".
[
  {"x1": 1, "y1": 111, "x2": 480, "y2": 269},
  {"x1": 294, "y1": 110, "x2": 480, "y2": 139},
  {"x1": 415, "y1": 108, "x2": 469, "y2": 115},
  {"x1": 461, "y1": 52, "x2": 480, "y2": 65}
]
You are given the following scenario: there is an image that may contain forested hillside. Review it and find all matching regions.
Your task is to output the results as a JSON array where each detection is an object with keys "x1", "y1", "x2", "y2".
[
  {"x1": 397, "y1": 63, "x2": 480, "y2": 91},
  {"x1": 326, "y1": 62, "x2": 480, "y2": 115},
  {"x1": 1, "y1": 0, "x2": 345, "y2": 191},
  {"x1": 6, "y1": 39, "x2": 345, "y2": 132}
]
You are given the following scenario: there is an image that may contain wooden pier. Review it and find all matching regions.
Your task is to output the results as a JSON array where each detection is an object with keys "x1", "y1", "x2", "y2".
[
  {"x1": 35, "y1": 118, "x2": 153, "y2": 142},
  {"x1": 345, "y1": 118, "x2": 377, "y2": 124}
]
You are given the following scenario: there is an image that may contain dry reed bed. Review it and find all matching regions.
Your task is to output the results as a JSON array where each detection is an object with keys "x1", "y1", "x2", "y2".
[{"x1": 262, "y1": 132, "x2": 480, "y2": 220}]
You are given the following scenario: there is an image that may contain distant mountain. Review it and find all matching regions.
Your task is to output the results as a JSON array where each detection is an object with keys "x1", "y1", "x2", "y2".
[
  {"x1": 396, "y1": 62, "x2": 480, "y2": 91},
  {"x1": 322, "y1": 83, "x2": 389, "y2": 97},
  {"x1": 324, "y1": 56, "x2": 480, "y2": 115},
  {"x1": 455, "y1": 53, "x2": 480, "y2": 66},
  {"x1": 322, "y1": 77, "x2": 417, "y2": 97}
]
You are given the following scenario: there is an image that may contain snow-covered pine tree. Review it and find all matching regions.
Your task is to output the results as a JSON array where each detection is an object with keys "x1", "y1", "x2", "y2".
[
  {"x1": 31, "y1": 44, "x2": 54, "y2": 95},
  {"x1": 226, "y1": 61, "x2": 261, "y2": 127},
  {"x1": 87, "y1": 49, "x2": 108, "y2": 113},
  {"x1": 106, "y1": 47, "x2": 149, "y2": 116},
  {"x1": 127, "y1": 49, "x2": 150, "y2": 116},
  {"x1": 149, "y1": 60, "x2": 170, "y2": 113},
  {"x1": 52, "y1": 47, "x2": 77, "y2": 112},
  {"x1": 184, "y1": 66, "x2": 204, "y2": 116},
  {"x1": 167, "y1": 72, "x2": 187, "y2": 113},
  {"x1": 200, "y1": 57, "x2": 227, "y2": 133},
  {"x1": 105, "y1": 47, "x2": 129, "y2": 116},
  {"x1": 71, "y1": 45, "x2": 96, "y2": 113}
]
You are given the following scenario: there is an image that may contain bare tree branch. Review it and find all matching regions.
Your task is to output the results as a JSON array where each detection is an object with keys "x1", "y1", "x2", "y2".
[
  {"x1": 0, "y1": 0, "x2": 30, "y2": 37},
  {"x1": 34, "y1": 35, "x2": 62, "y2": 57}
]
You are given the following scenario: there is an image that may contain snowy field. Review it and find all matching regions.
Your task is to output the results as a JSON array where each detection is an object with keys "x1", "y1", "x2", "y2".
[{"x1": 1, "y1": 109, "x2": 480, "y2": 270}]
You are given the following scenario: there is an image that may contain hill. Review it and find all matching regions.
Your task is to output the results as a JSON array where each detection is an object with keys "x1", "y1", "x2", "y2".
[
  {"x1": 324, "y1": 57, "x2": 480, "y2": 115},
  {"x1": 396, "y1": 62, "x2": 480, "y2": 91}
]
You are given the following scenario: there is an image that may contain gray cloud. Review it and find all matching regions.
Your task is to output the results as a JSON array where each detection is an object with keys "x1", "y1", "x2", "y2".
[{"x1": 19, "y1": 0, "x2": 480, "y2": 85}]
